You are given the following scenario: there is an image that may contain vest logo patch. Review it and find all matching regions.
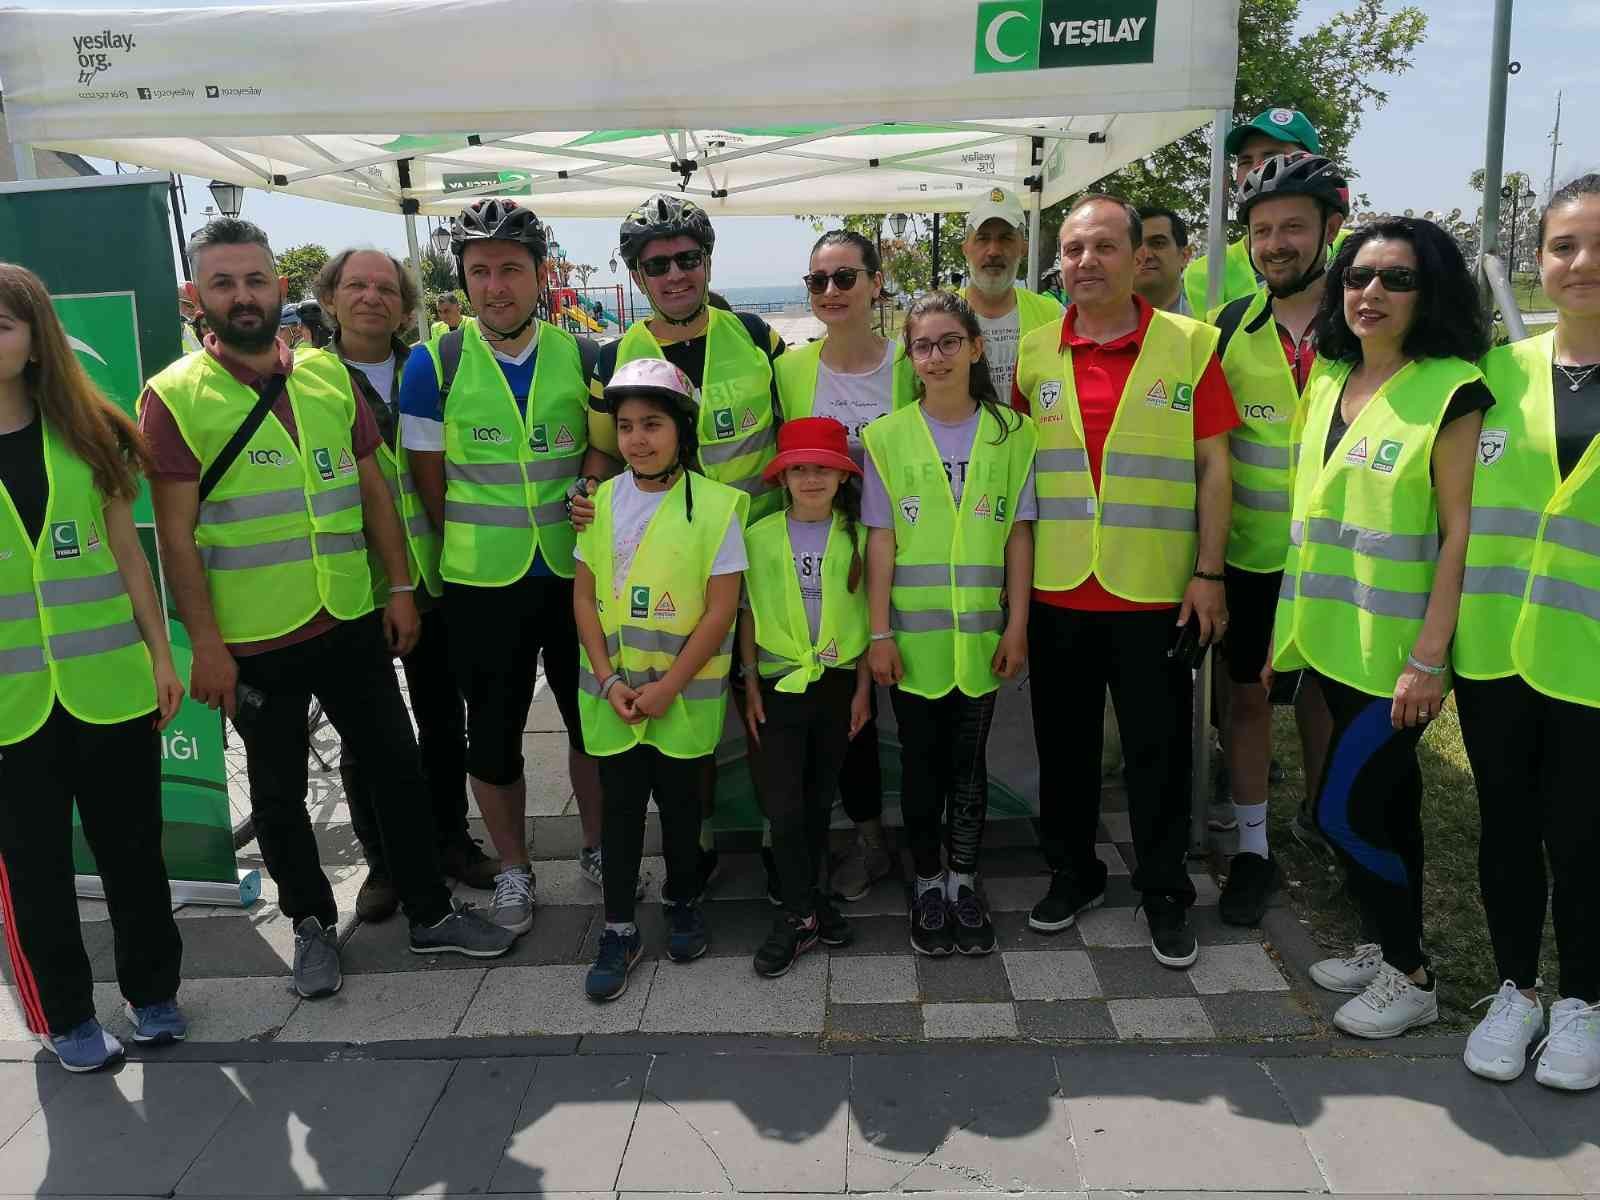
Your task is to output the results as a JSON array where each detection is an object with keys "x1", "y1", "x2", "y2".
[
  {"x1": 336, "y1": 448, "x2": 356, "y2": 474},
  {"x1": 247, "y1": 448, "x2": 293, "y2": 468},
  {"x1": 1372, "y1": 439, "x2": 1404, "y2": 474},
  {"x1": 653, "y1": 591, "x2": 677, "y2": 620},
  {"x1": 529, "y1": 424, "x2": 549, "y2": 454},
  {"x1": 900, "y1": 496, "x2": 921, "y2": 525},
  {"x1": 630, "y1": 586, "x2": 650, "y2": 619},
  {"x1": 85, "y1": 520, "x2": 102, "y2": 552},
  {"x1": 973, "y1": 494, "x2": 992, "y2": 519},
  {"x1": 1145, "y1": 380, "x2": 1168, "y2": 407},
  {"x1": 471, "y1": 426, "x2": 509, "y2": 444},
  {"x1": 739, "y1": 408, "x2": 757, "y2": 431},
  {"x1": 51, "y1": 521, "x2": 80, "y2": 560},
  {"x1": 554, "y1": 424, "x2": 576, "y2": 450},
  {"x1": 713, "y1": 409, "x2": 736, "y2": 439},
  {"x1": 1345, "y1": 437, "x2": 1369, "y2": 466},
  {"x1": 995, "y1": 495, "x2": 1009, "y2": 522},
  {"x1": 818, "y1": 638, "x2": 839, "y2": 665},
  {"x1": 313, "y1": 448, "x2": 336, "y2": 481},
  {"x1": 1038, "y1": 380, "x2": 1062, "y2": 411},
  {"x1": 1479, "y1": 429, "x2": 1508, "y2": 467},
  {"x1": 1172, "y1": 382, "x2": 1194, "y2": 414}
]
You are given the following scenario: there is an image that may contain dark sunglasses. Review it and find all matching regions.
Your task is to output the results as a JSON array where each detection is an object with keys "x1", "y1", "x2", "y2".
[
  {"x1": 1343, "y1": 265, "x2": 1419, "y2": 292},
  {"x1": 802, "y1": 268, "x2": 866, "y2": 294},
  {"x1": 638, "y1": 249, "x2": 706, "y2": 277}
]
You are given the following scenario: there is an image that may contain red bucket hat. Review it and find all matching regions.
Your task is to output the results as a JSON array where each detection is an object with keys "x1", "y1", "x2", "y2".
[{"x1": 762, "y1": 417, "x2": 861, "y2": 483}]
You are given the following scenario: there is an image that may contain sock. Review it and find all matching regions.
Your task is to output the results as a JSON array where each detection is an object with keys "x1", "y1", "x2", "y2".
[
  {"x1": 699, "y1": 824, "x2": 715, "y2": 852},
  {"x1": 915, "y1": 872, "x2": 946, "y2": 899},
  {"x1": 946, "y1": 870, "x2": 975, "y2": 900},
  {"x1": 1234, "y1": 803, "x2": 1269, "y2": 857},
  {"x1": 605, "y1": 921, "x2": 637, "y2": 937}
]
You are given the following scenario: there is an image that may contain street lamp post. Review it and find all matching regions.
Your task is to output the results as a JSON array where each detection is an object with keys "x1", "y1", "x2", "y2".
[
  {"x1": 429, "y1": 222, "x2": 452, "y2": 259},
  {"x1": 207, "y1": 179, "x2": 244, "y2": 219}
]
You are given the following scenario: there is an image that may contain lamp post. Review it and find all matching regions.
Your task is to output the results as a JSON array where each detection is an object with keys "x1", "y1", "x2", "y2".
[
  {"x1": 207, "y1": 179, "x2": 243, "y2": 219},
  {"x1": 1501, "y1": 181, "x2": 1537, "y2": 273},
  {"x1": 429, "y1": 222, "x2": 452, "y2": 258}
]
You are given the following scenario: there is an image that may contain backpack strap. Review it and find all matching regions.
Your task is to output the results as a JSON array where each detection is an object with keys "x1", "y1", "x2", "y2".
[
  {"x1": 1214, "y1": 295, "x2": 1257, "y2": 361},
  {"x1": 437, "y1": 327, "x2": 466, "y2": 402}
]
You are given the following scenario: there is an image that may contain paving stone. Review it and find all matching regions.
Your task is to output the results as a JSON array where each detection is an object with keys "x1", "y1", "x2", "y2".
[
  {"x1": 1075, "y1": 906, "x2": 1149, "y2": 948},
  {"x1": 848, "y1": 1051, "x2": 1078, "y2": 1191},
  {"x1": 1200, "y1": 992, "x2": 1318, "y2": 1039},
  {"x1": 1100, "y1": 811, "x2": 1132, "y2": 841},
  {"x1": 829, "y1": 955, "x2": 918, "y2": 1004},
  {"x1": 826, "y1": 914, "x2": 911, "y2": 957},
  {"x1": 1002, "y1": 950, "x2": 1101, "y2": 1001},
  {"x1": 1191, "y1": 904, "x2": 1268, "y2": 945},
  {"x1": 1268, "y1": 1057, "x2": 1575, "y2": 1196},
  {"x1": 978, "y1": 847, "x2": 1045, "y2": 878},
  {"x1": 826, "y1": 1002, "x2": 923, "y2": 1040},
  {"x1": 1015, "y1": 1000, "x2": 1118, "y2": 1040},
  {"x1": 1502, "y1": 1071, "x2": 1600, "y2": 1192},
  {"x1": 618, "y1": 1055, "x2": 849, "y2": 1192},
  {"x1": 394, "y1": 1058, "x2": 539, "y2": 1195},
  {"x1": 1106, "y1": 997, "x2": 1215, "y2": 1039},
  {"x1": 1096, "y1": 844, "x2": 1129, "y2": 875},
  {"x1": 457, "y1": 962, "x2": 656, "y2": 1036},
  {"x1": 139, "y1": 911, "x2": 296, "y2": 980},
  {"x1": 342, "y1": 902, "x2": 592, "y2": 973},
  {"x1": 494, "y1": 1055, "x2": 647, "y2": 1193},
  {"x1": 914, "y1": 952, "x2": 1012, "y2": 1002},
  {"x1": 982, "y1": 875, "x2": 1042, "y2": 912},
  {"x1": 640, "y1": 953, "x2": 825, "y2": 1033},
  {"x1": 514, "y1": 856, "x2": 659, "y2": 905},
  {"x1": 1087, "y1": 947, "x2": 1198, "y2": 998},
  {"x1": 1190, "y1": 872, "x2": 1221, "y2": 904},
  {"x1": 1185, "y1": 942, "x2": 1290, "y2": 995},
  {"x1": 991, "y1": 911, "x2": 1085, "y2": 951},
  {"x1": 274, "y1": 968, "x2": 483, "y2": 1043},
  {"x1": 95, "y1": 976, "x2": 300, "y2": 1044},
  {"x1": 831, "y1": 877, "x2": 908, "y2": 918},
  {"x1": 0, "y1": 985, "x2": 36, "y2": 1041},
  {"x1": 923, "y1": 1001, "x2": 1019, "y2": 1039},
  {"x1": 0, "y1": 1063, "x2": 67, "y2": 1155},
  {"x1": 522, "y1": 731, "x2": 578, "y2": 813}
]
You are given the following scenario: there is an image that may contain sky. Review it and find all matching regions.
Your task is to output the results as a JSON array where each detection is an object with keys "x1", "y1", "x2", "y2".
[{"x1": 10, "y1": 0, "x2": 1595, "y2": 289}]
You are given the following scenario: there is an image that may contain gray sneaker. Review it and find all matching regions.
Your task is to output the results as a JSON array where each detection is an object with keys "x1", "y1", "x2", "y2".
[
  {"x1": 488, "y1": 865, "x2": 536, "y2": 934},
  {"x1": 578, "y1": 845, "x2": 647, "y2": 898},
  {"x1": 831, "y1": 824, "x2": 892, "y2": 902},
  {"x1": 409, "y1": 902, "x2": 517, "y2": 958},
  {"x1": 292, "y1": 917, "x2": 342, "y2": 999}
]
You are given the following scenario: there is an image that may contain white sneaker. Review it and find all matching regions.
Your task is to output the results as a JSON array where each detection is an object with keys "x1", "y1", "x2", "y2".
[
  {"x1": 1333, "y1": 962, "x2": 1439, "y2": 1039},
  {"x1": 1534, "y1": 997, "x2": 1600, "y2": 1091},
  {"x1": 1310, "y1": 942, "x2": 1384, "y2": 993},
  {"x1": 488, "y1": 865, "x2": 535, "y2": 935},
  {"x1": 1463, "y1": 981, "x2": 1544, "y2": 1081}
]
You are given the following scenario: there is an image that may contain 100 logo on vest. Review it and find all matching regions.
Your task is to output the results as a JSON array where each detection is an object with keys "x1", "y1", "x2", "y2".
[
  {"x1": 247, "y1": 448, "x2": 292, "y2": 467},
  {"x1": 471, "y1": 426, "x2": 509, "y2": 443},
  {"x1": 1242, "y1": 403, "x2": 1281, "y2": 421}
]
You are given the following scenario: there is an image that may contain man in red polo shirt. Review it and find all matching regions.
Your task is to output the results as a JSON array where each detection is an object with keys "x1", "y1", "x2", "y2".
[{"x1": 1012, "y1": 195, "x2": 1237, "y2": 971}]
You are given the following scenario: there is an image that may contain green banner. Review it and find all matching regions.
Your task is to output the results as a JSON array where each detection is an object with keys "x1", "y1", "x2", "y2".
[{"x1": 0, "y1": 174, "x2": 242, "y2": 892}]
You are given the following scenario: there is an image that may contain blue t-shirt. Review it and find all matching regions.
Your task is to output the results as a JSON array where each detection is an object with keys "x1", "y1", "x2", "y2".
[{"x1": 399, "y1": 341, "x2": 552, "y2": 577}]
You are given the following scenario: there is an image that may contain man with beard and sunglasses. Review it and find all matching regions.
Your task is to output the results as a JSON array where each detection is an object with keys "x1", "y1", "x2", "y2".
[
  {"x1": 960, "y1": 187, "x2": 1063, "y2": 403},
  {"x1": 140, "y1": 219, "x2": 515, "y2": 1000}
]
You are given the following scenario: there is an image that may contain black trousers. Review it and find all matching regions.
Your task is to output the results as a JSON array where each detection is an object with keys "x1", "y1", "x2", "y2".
[
  {"x1": 837, "y1": 689, "x2": 883, "y2": 824},
  {"x1": 0, "y1": 705, "x2": 182, "y2": 1036},
  {"x1": 1031, "y1": 602, "x2": 1196, "y2": 903},
  {"x1": 598, "y1": 745, "x2": 707, "y2": 923},
  {"x1": 342, "y1": 605, "x2": 468, "y2": 873},
  {"x1": 1456, "y1": 674, "x2": 1600, "y2": 1001},
  {"x1": 234, "y1": 615, "x2": 451, "y2": 929},
  {"x1": 892, "y1": 686, "x2": 998, "y2": 878},
  {"x1": 748, "y1": 669, "x2": 857, "y2": 913},
  {"x1": 1311, "y1": 673, "x2": 1428, "y2": 975}
]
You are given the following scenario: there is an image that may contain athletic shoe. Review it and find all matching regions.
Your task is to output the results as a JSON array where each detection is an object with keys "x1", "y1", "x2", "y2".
[
  {"x1": 1142, "y1": 895, "x2": 1198, "y2": 968},
  {"x1": 753, "y1": 913, "x2": 818, "y2": 978},
  {"x1": 831, "y1": 826, "x2": 892, "y2": 901},
  {"x1": 1463, "y1": 981, "x2": 1544, "y2": 1082},
  {"x1": 1027, "y1": 870, "x2": 1104, "y2": 934},
  {"x1": 355, "y1": 870, "x2": 399, "y2": 923},
  {"x1": 951, "y1": 884, "x2": 997, "y2": 956},
  {"x1": 578, "y1": 845, "x2": 604, "y2": 887},
  {"x1": 1206, "y1": 801, "x2": 1238, "y2": 832},
  {"x1": 1218, "y1": 852, "x2": 1279, "y2": 927},
  {"x1": 909, "y1": 888, "x2": 954, "y2": 956},
  {"x1": 814, "y1": 895, "x2": 854, "y2": 947},
  {"x1": 39, "y1": 1019, "x2": 124, "y2": 1074},
  {"x1": 665, "y1": 901, "x2": 709, "y2": 962},
  {"x1": 697, "y1": 847, "x2": 721, "y2": 901},
  {"x1": 488, "y1": 864, "x2": 535, "y2": 935},
  {"x1": 585, "y1": 926, "x2": 644, "y2": 1002},
  {"x1": 292, "y1": 916, "x2": 342, "y2": 998},
  {"x1": 440, "y1": 837, "x2": 501, "y2": 891},
  {"x1": 761, "y1": 846, "x2": 782, "y2": 907},
  {"x1": 125, "y1": 998, "x2": 187, "y2": 1045},
  {"x1": 410, "y1": 902, "x2": 517, "y2": 958},
  {"x1": 1310, "y1": 943, "x2": 1384, "y2": 993},
  {"x1": 1534, "y1": 998, "x2": 1600, "y2": 1091},
  {"x1": 1333, "y1": 963, "x2": 1438, "y2": 1039}
]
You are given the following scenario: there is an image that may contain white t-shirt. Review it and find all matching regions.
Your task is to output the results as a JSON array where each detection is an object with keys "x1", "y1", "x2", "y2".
[
  {"x1": 975, "y1": 306, "x2": 1021, "y2": 401},
  {"x1": 344, "y1": 353, "x2": 397, "y2": 409},
  {"x1": 811, "y1": 341, "x2": 896, "y2": 464},
  {"x1": 786, "y1": 514, "x2": 832, "y2": 642},
  {"x1": 575, "y1": 470, "x2": 748, "y2": 598}
]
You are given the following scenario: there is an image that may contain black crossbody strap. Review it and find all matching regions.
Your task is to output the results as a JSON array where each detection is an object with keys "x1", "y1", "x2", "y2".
[
  {"x1": 437, "y1": 328, "x2": 466, "y2": 402},
  {"x1": 198, "y1": 373, "x2": 288, "y2": 503}
]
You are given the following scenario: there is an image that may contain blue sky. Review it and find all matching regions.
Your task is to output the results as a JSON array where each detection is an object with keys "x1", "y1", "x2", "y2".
[{"x1": 13, "y1": 0, "x2": 1594, "y2": 288}]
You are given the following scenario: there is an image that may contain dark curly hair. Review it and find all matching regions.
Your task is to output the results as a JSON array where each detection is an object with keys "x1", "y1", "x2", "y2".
[{"x1": 1312, "y1": 218, "x2": 1490, "y2": 364}]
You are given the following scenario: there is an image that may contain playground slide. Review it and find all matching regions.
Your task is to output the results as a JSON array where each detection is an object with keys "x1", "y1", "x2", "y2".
[{"x1": 562, "y1": 304, "x2": 604, "y2": 333}]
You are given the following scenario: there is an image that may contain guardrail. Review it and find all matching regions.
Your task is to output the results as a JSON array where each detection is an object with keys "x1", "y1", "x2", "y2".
[{"x1": 1481, "y1": 253, "x2": 1530, "y2": 343}]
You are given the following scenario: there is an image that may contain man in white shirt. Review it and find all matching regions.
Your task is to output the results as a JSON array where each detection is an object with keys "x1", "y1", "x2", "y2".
[{"x1": 960, "y1": 187, "x2": 1064, "y2": 400}]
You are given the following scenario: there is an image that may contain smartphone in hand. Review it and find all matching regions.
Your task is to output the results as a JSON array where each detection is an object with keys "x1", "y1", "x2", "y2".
[{"x1": 1168, "y1": 615, "x2": 1208, "y2": 671}]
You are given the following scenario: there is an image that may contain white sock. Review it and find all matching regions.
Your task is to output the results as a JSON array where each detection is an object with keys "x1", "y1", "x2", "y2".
[
  {"x1": 605, "y1": 921, "x2": 637, "y2": 937},
  {"x1": 699, "y1": 824, "x2": 715, "y2": 852},
  {"x1": 946, "y1": 871, "x2": 975, "y2": 900},
  {"x1": 915, "y1": 872, "x2": 946, "y2": 899},
  {"x1": 1235, "y1": 803, "x2": 1269, "y2": 856}
]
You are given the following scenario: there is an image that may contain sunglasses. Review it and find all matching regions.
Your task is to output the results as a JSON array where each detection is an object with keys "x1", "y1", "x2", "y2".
[
  {"x1": 1342, "y1": 265, "x2": 1419, "y2": 292},
  {"x1": 908, "y1": 333, "x2": 970, "y2": 361},
  {"x1": 802, "y1": 268, "x2": 866, "y2": 294},
  {"x1": 638, "y1": 249, "x2": 706, "y2": 277}
]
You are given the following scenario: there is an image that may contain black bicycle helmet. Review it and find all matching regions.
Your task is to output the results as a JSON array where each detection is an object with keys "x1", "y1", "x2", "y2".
[
  {"x1": 1235, "y1": 152, "x2": 1350, "y2": 220},
  {"x1": 618, "y1": 194, "x2": 715, "y2": 268},
  {"x1": 450, "y1": 198, "x2": 548, "y2": 267}
]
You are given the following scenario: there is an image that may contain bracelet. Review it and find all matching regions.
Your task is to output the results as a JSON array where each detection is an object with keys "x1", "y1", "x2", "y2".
[
  {"x1": 869, "y1": 631, "x2": 895, "y2": 642},
  {"x1": 1192, "y1": 569, "x2": 1226, "y2": 582},
  {"x1": 1405, "y1": 654, "x2": 1447, "y2": 676},
  {"x1": 598, "y1": 672, "x2": 624, "y2": 698},
  {"x1": 388, "y1": 584, "x2": 416, "y2": 594}
]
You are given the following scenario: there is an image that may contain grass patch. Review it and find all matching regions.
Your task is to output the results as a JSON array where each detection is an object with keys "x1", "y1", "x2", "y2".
[{"x1": 1510, "y1": 271, "x2": 1553, "y2": 313}]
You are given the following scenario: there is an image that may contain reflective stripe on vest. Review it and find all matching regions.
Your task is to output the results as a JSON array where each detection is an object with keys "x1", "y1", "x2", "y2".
[
  {"x1": 744, "y1": 510, "x2": 870, "y2": 693},
  {"x1": 774, "y1": 337, "x2": 919, "y2": 426},
  {"x1": 372, "y1": 437, "x2": 443, "y2": 605}
]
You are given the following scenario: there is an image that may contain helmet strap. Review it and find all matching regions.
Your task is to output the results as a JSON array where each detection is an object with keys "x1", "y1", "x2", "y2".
[
  {"x1": 478, "y1": 310, "x2": 538, "y2": 343},
  {"x1": 631, "y1": 461, "x2": 681, "y2": 483}
]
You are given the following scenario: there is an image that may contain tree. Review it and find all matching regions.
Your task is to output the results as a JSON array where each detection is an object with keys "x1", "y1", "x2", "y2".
[
  {"x1": 1469, "y1": 169, "x2": 1540, "y2": 273},
  {"x1": 276, "y1": 243, "x2": 329, "y2": 303},
  {"x1": 569, "y1": 262, "x2": 599, "y2": 289},
  {"x1": 801, "y1": 214, "x2": 972, "y2": 296}
]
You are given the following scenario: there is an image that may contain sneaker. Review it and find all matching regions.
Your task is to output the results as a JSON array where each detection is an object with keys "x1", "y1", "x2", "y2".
[
  {"x1": 1310, "y1": 943, "x2": 1384, "y2": 993},
  {"x1": 753, "y1": 912, "x2": 818, "y2": 978},
  {"x1": 1142, "y1": 895, "x2": 1198, "y2": 968},
  {"x1": 1218, "y1": 852, "x2": 1279, "y2": 927},
  {"x1": 1333, "y1": 963, "x2": 1439, "y2": 1039},
  {"x1": 1463, "y1": 981, "x2": 1544, "y2": 1082},
  {"x1": 831, "y1": 825, "x2": 892, "y2": 901},
  {"x1": 488, "y1": 864, "x2": 535, "y2": 935},
  {"x1": 125, "y1": 998, "x2": 188, "y2": 1045},
  {"x1": 292, "y1": 916, "x2": 342, "y2": 998},
  {"x1": 441, "y1": 837, "x2": 501, "y2": 891},
  {"x1": 814, "y1": 895, "x2": 854, "y2": 947},
  {"x1": 1292, "y1": 802, "x2": 1328, "y2": 851},
  {"x1": 909, "y1": 888, "x2": 954, "y2": 956},
  {"x1": 1534, "y1": 998, "x2": 1600, "y2": 1091},
  {"x1": 697, "y1": 847, "x2": 721, "y2": 902},
  {"x1": 410, "y1": 902, "x2": 517, "y2": 958},
  {"x1": 355, "y1": 870, "x2": 399, "y2": 923},
  {"x1": 38, "y1": 1019, "x2": 124, "y2": 1073},
  {"x1": 1206, "y1": 801, "x2": 1238, "y2": 832},
  {"x1": 1027, "y1": 870, "x2": 1104, "y2": 934},
  {"x1": 761, "y1": 846, "x2": 782, "y2": 908},
  {"x1": 951, "y1": 884, "x2": 996, "y2": 956},
  {"x1": 665, "y1": 900, "x2": 709, "y2": 962},
  {"x1": 585, "y1": 926, "x2": 644, "y2": 1002},
  {"x1": 578, "y1": 845, "x2": 605, "y2": 888}
]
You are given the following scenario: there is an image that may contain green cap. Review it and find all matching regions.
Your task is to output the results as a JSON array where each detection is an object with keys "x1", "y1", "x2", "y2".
[{"x1": 1224, "y1": 108, "x2": 1322, "y2": 157}]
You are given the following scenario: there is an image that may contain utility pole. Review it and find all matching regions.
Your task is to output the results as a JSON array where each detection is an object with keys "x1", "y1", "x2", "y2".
[{"x1": 1545, "y1": 90, "x2": 1564, "y2": 204}]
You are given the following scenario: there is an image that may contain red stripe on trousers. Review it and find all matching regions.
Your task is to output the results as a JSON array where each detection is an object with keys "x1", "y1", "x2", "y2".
[{"x1": 0, "y1": 854, "x2": 50, "y2": 1035}]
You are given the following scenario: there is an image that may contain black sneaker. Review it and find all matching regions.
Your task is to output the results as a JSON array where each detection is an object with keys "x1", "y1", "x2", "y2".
[
  {"x1": 665, "y1": 900, "x2": 709, "y2": 962},
  {"x1": 814, "y1": 895, "x2": 854, "y2": 947},
  {"x1": 753, "y1": 912, "x2": 818, "y2": 978},
  {"x1": 760, "y1": 846, "x2": 782, "y2": 907},
  {"x1": 1218, "y1": 851, "x2": 1279, "y2": 927},
  {"x1": 1142, "y1": 895, "x2": 1198, "y2": 969},
  {"x1": 697, "y1": 847, "x2": 721, "y2": 902},
  {"x1": 439, "y1": 836, "x2": 501, "y2": 891},
  {"x1": 1027, "y1": 870, "x2": 1105, "y2": 933},
  {"x1": 909, "y1": 888, "x2": 954, "y2": 956},
  {"x1": 951, "y1": 885, "x2": 996, "y2": 956}
]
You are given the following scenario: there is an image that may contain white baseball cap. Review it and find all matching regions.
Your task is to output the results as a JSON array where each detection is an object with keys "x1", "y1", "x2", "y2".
[{"x1": 966, "y1": 186, "x2": 1027, "y2": 232}]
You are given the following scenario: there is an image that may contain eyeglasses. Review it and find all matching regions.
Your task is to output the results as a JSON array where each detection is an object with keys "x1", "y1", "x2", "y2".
[
  {"x1": 908, "y1": 333, "x2": 969, "y2": 360},
  {"x1": 638, "y1": 250, "x2": 706, "y2": 277},
  {"x1": 1342, "y1": 265, "x2": 1419, "y2": 292},
  {"x1": 802, "y1": 268, "x2": 865, "y2": 294}
]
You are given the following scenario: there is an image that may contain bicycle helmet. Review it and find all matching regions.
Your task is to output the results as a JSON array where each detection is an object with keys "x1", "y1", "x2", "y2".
[
  {"x1": 450, "y1": 199, "x2": 548, "y2": 340},
  {"x1": 1235, "y1": 152, "x2": 1350, "y2": 220},
  {"x1": 604, "y1": 359, "x2": 702, "y2": 504},
  {"x1": 618, "y1": 194, "x2": 715, "y2": 269}
]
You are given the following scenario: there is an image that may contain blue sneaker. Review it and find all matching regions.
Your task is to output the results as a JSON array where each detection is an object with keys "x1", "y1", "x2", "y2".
[
  {"x1": 39, "y1": 1019, "x2": 124, "y2": 1073},
  {"x1": 665, "y1": 901, "x2": 709, "y2": 962},
  {"x1": 586, "y1": 926, "x2": 644, "y2": 1001},
  {"x1": 125, "y1": 999, "x2": 188, "y2": 1045}
]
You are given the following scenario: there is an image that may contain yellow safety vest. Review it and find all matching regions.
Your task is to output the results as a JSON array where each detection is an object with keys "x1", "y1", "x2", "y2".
[
  {"x1": 774, "y1": 338, "x2": 918, "y2": 425},
  {"x1": 744, "y1": 509, "x2": 868, "y2": 693},
  {"x1": 963, "y1": 287, "x2": 1064, "y2": 341}
]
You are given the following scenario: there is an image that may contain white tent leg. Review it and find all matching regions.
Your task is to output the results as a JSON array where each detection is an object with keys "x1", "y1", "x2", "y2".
[
  {"x1": 12, "y1": 144, "x2": 36, "y2": 180},
  {"x1": 1026, "y1": 187, "x2": 1043, "y2": 291},
  {"x1": 402, "y1": 211, "x2": 428, "y2": 342}
]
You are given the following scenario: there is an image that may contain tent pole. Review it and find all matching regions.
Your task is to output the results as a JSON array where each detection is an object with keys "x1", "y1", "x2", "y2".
[
  {"x1": 1026, "y1": 186, "x2": 1043, "y2": 291},
  {"x1": 402, "y1": 210, "x2": 428, "y2": 342},
  {"x1": 1477, "y1": 0, "x2": 1514, "y2": 297}
]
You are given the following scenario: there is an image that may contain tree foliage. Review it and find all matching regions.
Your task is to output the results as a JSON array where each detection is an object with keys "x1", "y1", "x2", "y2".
[
  {"x1": 275, "y1": 243, "x2": 329, "y2": 304},
  {"x1": 1469, "y1": 169, "x2": 1541, "y2": 271},
  {"x1": 801, "y1": 213, "x2": 974, "y2": 296}
]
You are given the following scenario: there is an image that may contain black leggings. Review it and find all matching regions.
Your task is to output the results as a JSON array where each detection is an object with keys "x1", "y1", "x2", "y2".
[
  {"x1": 598, "y1": 745, "x2": 707, "y2": 923},
  {"x1": 891, "y1": 687, "x2": 997, "y2": 878},
  {"x1": 837, "y1": 689, "x2": 883, "y2": 824},
  {"x1": 1456, "y1": 674, "x2": 1600, "y2": 1002}
]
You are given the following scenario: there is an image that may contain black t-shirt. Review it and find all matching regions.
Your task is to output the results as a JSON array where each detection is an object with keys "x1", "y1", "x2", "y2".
[
  {"x1": 1552, "y1": 364, "x2": 1600, "y2": 481},
  {"x1": 589, "y1": 310, "x2": 786, "y2": 415},
  {"x1": 0, "y1": 417, "x2": 47, "y2": 544},
  {"x1": 1323, "y1": 374, "x2": 1494, "y2": 467}
]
